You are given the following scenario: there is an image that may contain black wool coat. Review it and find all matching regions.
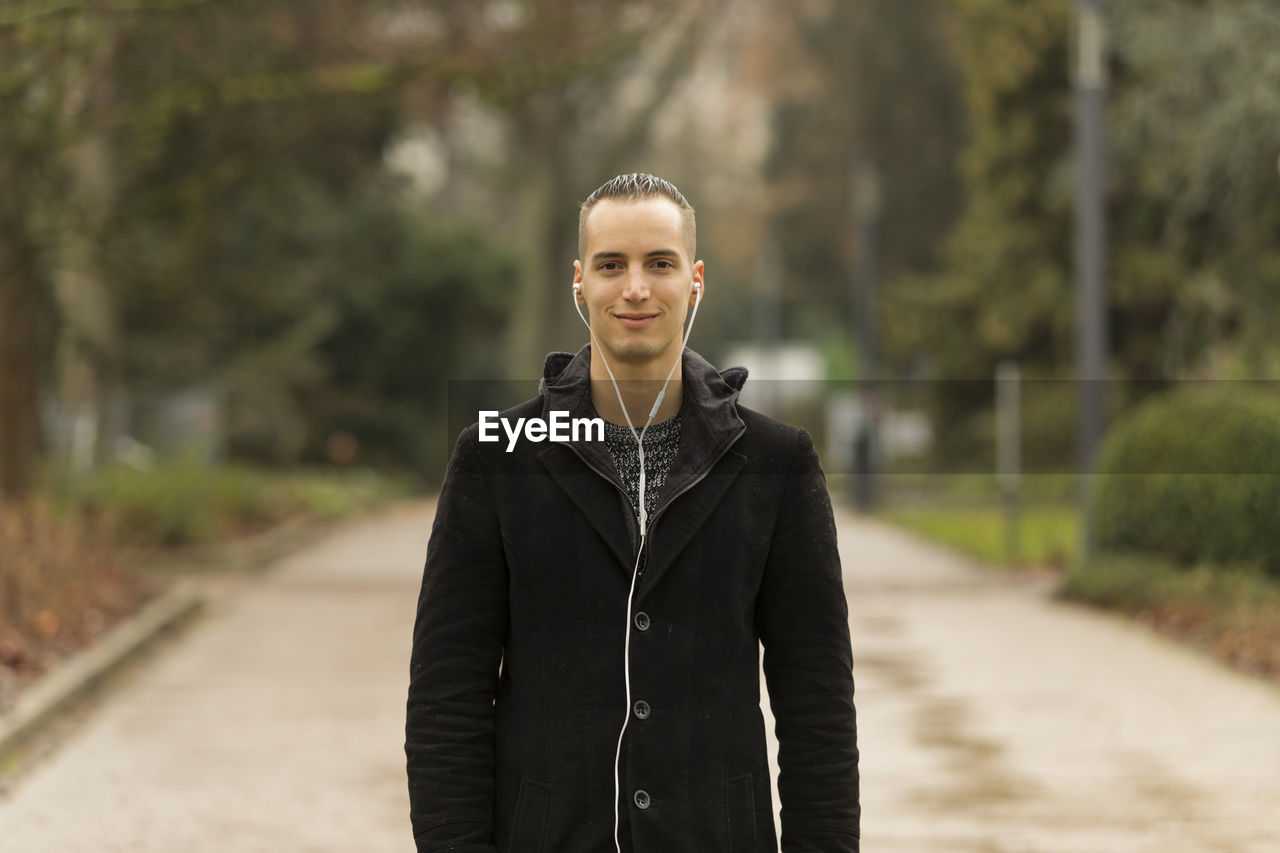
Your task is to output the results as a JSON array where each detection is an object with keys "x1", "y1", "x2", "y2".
[{"x1": 406, "y1": 346, "x2": 859, "y2": 852}]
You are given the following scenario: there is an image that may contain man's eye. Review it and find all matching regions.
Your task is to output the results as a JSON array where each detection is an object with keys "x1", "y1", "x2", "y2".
[{"x1": 653, "y1": 259, "x2": 674, "y2": 269}]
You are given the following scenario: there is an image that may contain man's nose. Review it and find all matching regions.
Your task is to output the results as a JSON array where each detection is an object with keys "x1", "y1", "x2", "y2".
[{"x1": 621, "y1": 265, "x2": 650, "y2": 301}]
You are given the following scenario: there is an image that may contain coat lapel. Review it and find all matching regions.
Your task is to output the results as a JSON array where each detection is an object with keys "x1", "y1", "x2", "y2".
[
  {"x1": 538, "y1": 443, "x2": 636, "y2": 573},
  {"x1": 536, "y1": 346, "x2": 637, "y2": 574},
  {"x1": 640, "y1": 448, "x2": 746, "y2": 592},
  {"x1": 637, "y1": 349, "x2": 748, "y2": 591},
  {"x1": 534, "y1": 344, "x2": 750, "y2": 583}
]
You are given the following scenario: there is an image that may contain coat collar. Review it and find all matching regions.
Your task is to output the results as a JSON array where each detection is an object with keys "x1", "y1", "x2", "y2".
[
  {"x1": 538, "y1": 344, "x2": 746, "y2": 495},
  {"x1": 536, "y1": 344, "x2": 748, "y2": 405},
  {"x1": 536, "y1": 344, "x2": 749, "y2": 582}
]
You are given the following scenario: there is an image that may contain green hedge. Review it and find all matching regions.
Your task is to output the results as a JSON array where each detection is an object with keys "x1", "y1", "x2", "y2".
[
  {"x1": 1092, "y1": 385, "x2": 1280, "y2": 574},
  {"x1": 62, "y1": 462, "x2": 408, "y2": 547}
]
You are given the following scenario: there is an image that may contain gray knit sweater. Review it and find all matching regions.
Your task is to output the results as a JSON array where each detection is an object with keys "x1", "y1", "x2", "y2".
[{"x1": 601, "y1": 411, "x2": 682, "y2": 521}]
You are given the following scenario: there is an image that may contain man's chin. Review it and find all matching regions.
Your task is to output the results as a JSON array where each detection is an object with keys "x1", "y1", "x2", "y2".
[{"x1": 604, "y1": 342, "x2": 676, "y2": 366}]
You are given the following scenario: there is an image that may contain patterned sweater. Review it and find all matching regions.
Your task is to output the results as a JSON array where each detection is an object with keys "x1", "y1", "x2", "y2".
[{"x1": 601, "y1": 410, "x2": 682, "y2": 522}]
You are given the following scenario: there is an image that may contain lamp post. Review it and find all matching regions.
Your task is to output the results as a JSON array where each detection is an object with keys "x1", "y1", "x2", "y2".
[
  {"x1": 1075, "y1": 0, "x2": 1108, "y2": 563},
  {"x1": 754, "y1": 237, "x2": 783, "y2": 414},
  {"x1": 851, "y1": 157, "x2": 882, "y2": 511}
]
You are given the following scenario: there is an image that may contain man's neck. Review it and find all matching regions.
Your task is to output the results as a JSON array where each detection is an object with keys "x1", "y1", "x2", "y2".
[{"x1": 588, "y1": 350, "x2": 684, "y2": 427}]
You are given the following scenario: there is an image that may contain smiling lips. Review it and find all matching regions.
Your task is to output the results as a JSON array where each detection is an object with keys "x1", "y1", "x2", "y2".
[{"x1": 614, "y1": 312, "x2": 658, "y2": 329}]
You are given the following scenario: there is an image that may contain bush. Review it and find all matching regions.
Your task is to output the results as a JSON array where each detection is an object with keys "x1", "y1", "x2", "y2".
[
  {"x1": 303, "y1": 212, "x2": 517, "y2": 487},
  {"x1": 72, "y1": 461, "x2": 275, "y2": 546},
  {"x1": 64, "y1": 461, "x2": 408, "y2": 548},
  {"x1": 1091, "y1": 385, "x2": 1280, "y2": 573}
]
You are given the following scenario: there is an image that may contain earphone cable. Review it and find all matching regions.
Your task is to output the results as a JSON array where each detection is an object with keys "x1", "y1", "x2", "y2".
[{"x1": 571, "y1": 280, "x2": 702, "y2": 852}]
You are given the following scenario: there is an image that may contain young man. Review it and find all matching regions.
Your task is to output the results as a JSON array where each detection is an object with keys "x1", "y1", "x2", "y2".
[{"x1": 406, "y1": 173, "x2": 859, "y2": 852}]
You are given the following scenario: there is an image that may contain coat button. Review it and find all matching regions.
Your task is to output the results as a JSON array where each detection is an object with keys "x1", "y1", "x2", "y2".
[
  {"x1": 634, "y1": 611, "x2": 651, "y2": 631},
  {"x1": 633, "y1": 789, "x2": 651, "y2": 809},
  {"x1": 633, "y1": 700, "x2": 651, "y2": 720}
]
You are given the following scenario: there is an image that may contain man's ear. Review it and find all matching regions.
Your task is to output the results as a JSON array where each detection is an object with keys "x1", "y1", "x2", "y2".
[
  {"x1": 690, "y1": 260, "x2": 705, "y2": 307},
  {"x1": 573, "y1": 260, "x2": 586, "y2": 306}
]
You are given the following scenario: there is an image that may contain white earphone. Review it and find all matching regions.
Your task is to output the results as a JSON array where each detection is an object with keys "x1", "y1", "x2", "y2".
[{"x1": 570, "y1": 273, "x2": 703, "y2": 853}]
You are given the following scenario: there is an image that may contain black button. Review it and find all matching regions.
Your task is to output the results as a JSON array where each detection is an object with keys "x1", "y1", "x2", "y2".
[
  {"x1": 633, "y1": 789, "x2": 650, "y2": 809},
  {"x1": 634, "y1": 611, "x2": 651, "y2": 631},
  {"x1": 633, "y1": 700, "x2": 651, "y2": 720}
]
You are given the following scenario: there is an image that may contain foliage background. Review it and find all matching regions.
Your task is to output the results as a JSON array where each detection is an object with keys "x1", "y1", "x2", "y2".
[{"x1": 1, "y1": 0, "x2": 1278, "y2": 491}]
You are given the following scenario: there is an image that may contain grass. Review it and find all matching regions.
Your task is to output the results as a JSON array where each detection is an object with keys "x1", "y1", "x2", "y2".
[
  {"x1": 879, "y1": 503, "x2": 1078, "y2": 569},
  {"x1": 879, "y1": 472, "x2": 1079, "y2": 505}
]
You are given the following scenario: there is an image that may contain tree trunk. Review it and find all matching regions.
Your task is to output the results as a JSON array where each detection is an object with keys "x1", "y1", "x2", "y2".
[
  {"x1": 53, "y1": 133, "x2": 120, "y2": 479},
  {"x1": 507, "y1": 96, "x2": 580, "y2": 375},
  {"x1": 0, "y1": 207, "x2": 44, "y2": 499}
]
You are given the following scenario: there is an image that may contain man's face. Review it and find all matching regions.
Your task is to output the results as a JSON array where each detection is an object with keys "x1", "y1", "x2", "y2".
[{"x1": 574, "y1": 197, "x2": 703, "y2": 371}]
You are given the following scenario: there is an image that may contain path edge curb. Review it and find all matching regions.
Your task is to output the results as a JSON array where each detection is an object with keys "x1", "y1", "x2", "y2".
[{"x1": 0, "y1": 581, "x2": 204, "y2": 762}]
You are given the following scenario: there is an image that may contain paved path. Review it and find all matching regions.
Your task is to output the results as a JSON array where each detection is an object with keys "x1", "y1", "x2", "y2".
[
  {"x1": 844, "y1": 516, "x2": 1280, "y2": 853},
  {"x1": 1, "y1": 501, "x2": 1279, "y2": 851},
  {"x1": 0, "y1": 502, "x2": 434, "y2": 852}
]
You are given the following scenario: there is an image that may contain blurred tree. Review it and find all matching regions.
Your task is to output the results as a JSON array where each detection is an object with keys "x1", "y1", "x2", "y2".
[
  {"x1": 367, "y1": 0, "x2": 722, "y2": 370},
  {"x1": 308, "y1": 203, "x2": 515, "y2": 478},
  {"x1": 764, "y1": 1, "x2": 966, "y2": 360},
  {"x1": 884, "y1": 0, "x2": 1073, "y2": 399},
  {"x1": 477, "y1": 0, "x2": 722, "y2": 370},
  {"x1": 882, "y1": 0, "x2": 1280, "y2": 471},
  {"x1": 106, "y1": 0, "x2": 413, "y2": 461},
  {"x1": 3, "y1": 0, "x2": 403, "y2": 492},
  {"x1": 0, "y1": 2, "x2": 123, "y2": 496},
  {"x1": 0, "y1": 139, "x2": 46, "y2": 496},
  {"x1": 2, "y1": 0, "x2": 701, "y2": 490},
  {"x1": 1108, "y1": 0, "x2": 1280, "y2": 379},
  {"x1": 110, "y1": 0, "x2": 710, "y2": 471}
]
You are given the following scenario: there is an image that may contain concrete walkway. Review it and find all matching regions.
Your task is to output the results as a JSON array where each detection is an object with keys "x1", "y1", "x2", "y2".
[
  {"x1": 843, "y1": 516, "x2": 1280, "y2": 853},
  {"x1": 1, "y1": 501, "x2": 1278, "y2": 851},
  {"x1": 0, "y1": 502, "x2": 433, "y2": 852}
]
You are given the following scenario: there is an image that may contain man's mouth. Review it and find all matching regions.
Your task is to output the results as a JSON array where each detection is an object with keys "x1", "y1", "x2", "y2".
[{"x1": 614, "y1": 312, "x2": 658, "y2": 329}]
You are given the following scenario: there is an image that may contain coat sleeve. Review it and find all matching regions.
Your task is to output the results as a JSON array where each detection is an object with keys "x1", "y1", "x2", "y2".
[
  {"x1": 406, "y1": 427, "x2": 508, "y2": 852},
  {"x1": 757, "y1": 428, "x2": 860, "y2": 853}
]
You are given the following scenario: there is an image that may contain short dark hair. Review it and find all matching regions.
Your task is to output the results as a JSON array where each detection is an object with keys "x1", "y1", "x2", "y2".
[{"x1": 578, "y1": 172, "x2": 696, "y2": 260}]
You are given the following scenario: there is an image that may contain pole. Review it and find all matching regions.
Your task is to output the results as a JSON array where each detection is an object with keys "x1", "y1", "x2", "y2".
[
  {"x1": 754, "y1": 237, "x2": 783, "y2": 414},
  {"x1": 997, "y1": 362, "x2": 1022, "y2": 564},
  {"x1": 852, "y1": 157, "x2": 882, "y2": 511},
  {"x1": 1074, "y1": 0, "x2": 1108, "y2": 564}
]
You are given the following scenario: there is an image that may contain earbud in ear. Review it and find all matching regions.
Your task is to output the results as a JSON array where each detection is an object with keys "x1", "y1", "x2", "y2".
[{"x1": 573, "y1": 282, "x2": 582, "y2": 295}]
